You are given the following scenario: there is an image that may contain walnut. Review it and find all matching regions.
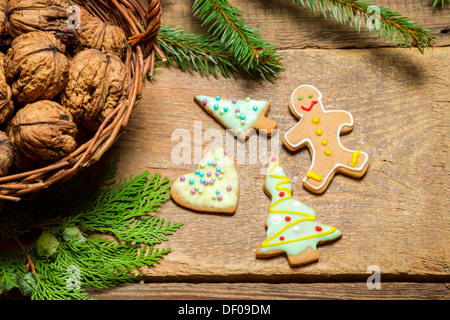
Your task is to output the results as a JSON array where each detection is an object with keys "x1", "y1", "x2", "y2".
[
  {"x1": 75, "y1": 17, "x2": 128, "y2": 59},
  {"x1": 61, "y1": 49, "x2": 129, "y2": 131},
  {"x1": 8, "y1": 100, "x2": 78, "y2": 161},
  {"x1": 0, "y1": 52, "x2": 13, "y2": 124},
  {"x1": 6, "y1": 0, "x2": 77, "y2": 45},
  {"x1": 0, "y1": 0, "x2": 7, "y2": 38},
  {"x1": 0, "y1": 130, "x2": 13, "y2": 177},
  {"x1": 4, "y1": 31, "x2": 70, "y2": 105}
]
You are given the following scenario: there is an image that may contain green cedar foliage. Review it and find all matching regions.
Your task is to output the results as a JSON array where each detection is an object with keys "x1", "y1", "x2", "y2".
[{"x1": 0, "y1": 155, "x2": 182, "y2": 300}]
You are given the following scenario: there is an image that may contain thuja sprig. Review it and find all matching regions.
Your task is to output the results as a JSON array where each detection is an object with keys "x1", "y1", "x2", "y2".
[
  {"x1": 291, "y1": 0, "x2": 435, "y2": 53},
  {"x1": 0, "y1": 155, "x2": 182, "y2": 300},
  {"x1": 192, "y1": 0, "x2": 283, "y2": 81}
]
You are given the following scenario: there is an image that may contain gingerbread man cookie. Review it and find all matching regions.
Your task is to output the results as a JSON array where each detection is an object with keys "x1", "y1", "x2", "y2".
[
  {"x1": 256, "y1": 154, "x2": 342, "y2": 266},
  {"x1": 283, "y1": 85, "x2": 369, "y2": 194}
]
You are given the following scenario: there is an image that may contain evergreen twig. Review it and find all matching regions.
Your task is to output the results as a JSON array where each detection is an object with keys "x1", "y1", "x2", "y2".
[
  {"x1": 0, "y1": 155, "x2": 182, "y2": 300},
  {"x1": 192, "y1": 0, "x2": 283, "y2": 81},
  {"x1": 290, "y1": 0, "x2": 435, "y2": 53}
]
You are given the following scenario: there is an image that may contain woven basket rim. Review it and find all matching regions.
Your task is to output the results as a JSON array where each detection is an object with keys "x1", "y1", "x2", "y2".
[{"x1": 0, "y1": 0, "x2": 161, "y2": 201}]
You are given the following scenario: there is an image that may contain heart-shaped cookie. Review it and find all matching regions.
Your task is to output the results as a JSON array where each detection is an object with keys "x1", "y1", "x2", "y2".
[{"x1": 170, "y1": 146, "x2": 239, "y2": 214}]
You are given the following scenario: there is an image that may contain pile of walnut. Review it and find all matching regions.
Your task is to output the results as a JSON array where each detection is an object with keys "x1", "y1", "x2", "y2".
[{"x1": 0, "y1": 0, "x2": 129, "y2": 176}]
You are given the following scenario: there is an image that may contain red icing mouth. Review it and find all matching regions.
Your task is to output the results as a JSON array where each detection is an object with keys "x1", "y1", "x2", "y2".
[{"x1": 301, "y1": 100, "x2": 318, "y2": 111}]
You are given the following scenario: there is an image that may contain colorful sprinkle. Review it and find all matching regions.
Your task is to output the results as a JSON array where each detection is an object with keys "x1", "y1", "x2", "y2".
[
  {"x1": 325, "y1": 149, "x2": 332, "y2": 156},
  {"x1": 212, "y1": 161, "x2": 217, "y2": 167},
  {"x1": 202, "y1": 99, "x2": 207, "y2": 104},
  {"x1": 216, "y1": 167, "x2": 221, "y2": 172},
  {"x1": 199, "y1": 162, "x2": 205, "y2": 168},
  {"x1": 199, "y1": 171, "x2": 205, "y2": 177},
  {"x1": 315, "y1": 129, "x2": 323, "y2": 136},
  {"x1": 235, "y1": 108, "x2": 240, "y2": 113},
  {"x1": 191, "y1": 189, "x2": 196, "y2": 194},
  {"x1": 215, "y1": 189, "x2": 220, "y2": 194},
  {"x1": 215, "y1": 171, "x2": 220, "y2": 176},
  {"x1": 195, "y1": 169, "x2": 199, "y2": 175},
  {"x1": 212, "y1": 195, "x2": 217, "y2": 200},
  {"x1": 245, "y1": 97, "x2": 251, "y2": 102},
  {"x1": 209, "y1": 180, "x2": 214, "y2": 185},
  {"x1": 298, "y1": 96, "x2": 303, "y2": 100},
  {"x1": 271, "y1": 157, "x2": 276, "y2": 162},
  {"x1": 321, "y1": 140, "x2": 328, "y2": 146},
  {"x1": 207, "y1": 160, "x2": 213, "y2": 166},
  {"x1": 224, "y1": 150, "x2": 229, "y2": 155},
  {"x1": 279, "y1": 191, "x2": 285, "y2": 197},
  {"x1": 220, "y1": 168, "x2": 225, "y2": 174},
  {"x1": 227, "y1": 185, "x2": 232, "y2": 191},
  {"x1": 200, "y1": 178, "x2": 205, "y2": 184},
  {"x1": 223, "y1": 106, "x2": 229, "y2": 112},
  {"x1": 198, "y1": 188, "x2": 203, "y2": 194},
  {"x1": 308, "y1": 93, "x2": 313, "y2": 98},
  {"x1": 280, "y1": 236, "x2": 285, "y2": 241},
  {"x1": 312, "y1": 117, "x2": 320, "y2": 124},
  {"x1": 218, "y1": 174, "x2": 224, "y2": 180},
  {"x1": 253, "y1": 106, "x2": 258, "y2": 111},
  {"x1": 240, "y1": 114, "x2": 246, "y2": 120},
  {"x1": 189, "y1": 179, "x2": 194, "y2": 185},
  {"x1": 285, "y1": 216, "x2": 291, "y2": 222},
  {"x1": 180, "y1": 176, "x2": 185, "y2": 182},
  {"x1": 207, "y1": 172, "x2": 212, "y2": 177},
  {"x1": 215, "y1": 96, "x2": 220, "y2": 101},
  {"x1": 194, "y1": 185, "x2": 199, "y2": 190},
  {"x1": 235, "y1": 112, "x2": 241, "y2": 118},
  {"x1": 204, "y1": 180, "x2": 209, "y2": 186},
  {"x1": 217, "y1": 195, "x2": 223, "y2": 201},
  {"x1": 315, "y1": 226, "x2": 322, "y2": 232},
  {"x1": 213, "y1": 104, "x2": 219, "y2": 110},
  {"x1": 241, "y1": 120, "x2": 245, "y2": 125},
  {"x1": 232, "y1": 99, "x2": 237, "y2": 104}
]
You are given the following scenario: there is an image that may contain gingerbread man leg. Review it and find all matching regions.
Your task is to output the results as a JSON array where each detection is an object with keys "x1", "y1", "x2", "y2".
[{"x1": 283, "y1": 84, "x2": 369, "y2": 194}]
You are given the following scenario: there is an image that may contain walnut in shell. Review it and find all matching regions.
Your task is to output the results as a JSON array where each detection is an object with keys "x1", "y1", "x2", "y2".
[
  {"x1": 0, "y1": 130, "x2": 13, "y2": 177},
  {"x1": 8, "y1": 100, "x2": 78, "y2": 161},
  {"x1": 0, "y1": 52, "x2": 13, "y2": 124},
  {"x1": 4, "y1": 31, "x2": 70, "y2": 105},
  {"x1": 6, "y1": 0, "x2": 77, "y2": 45},
  {"x1": 61, "y1": 49, "x2": 129, "y2": 131},
  {"x1": 75, "y1": 17, "x2": 128, "y2": 59},
  {"x1": 0, "y1": 0, "x2": 8, "y2": 38}
]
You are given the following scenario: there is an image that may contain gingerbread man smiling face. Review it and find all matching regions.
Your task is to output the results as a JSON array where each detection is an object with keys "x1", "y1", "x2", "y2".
[{"x1": 283, "y1": 84, "x2": 369, "y2": 194}]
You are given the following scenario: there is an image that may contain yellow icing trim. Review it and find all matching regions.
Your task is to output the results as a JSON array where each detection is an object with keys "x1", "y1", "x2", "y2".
[
  {"x1": 315, "y1": 129, "x2": 323, "y2": 136},
  {"x1": 312, "y1": 117, "x2": 320, "y2": 124},
  {"x1": 321, "y1": 140, "x2": 328, "y2": 146},
  {"x1": 324, "y1": 149, "x2": 332, "y2": 156},
  {"x1": 268, "y1": 161, "x2": 315, "y2": 219},
  {"x1": 351, "y1": 151, "x2": 360, "y2": 167},
  {"x1": 261, "y1": 227, "x2": 337, "y2": 248},
  {"x1": 306, "y1": 171, "x2": 322, "y2": 182}
]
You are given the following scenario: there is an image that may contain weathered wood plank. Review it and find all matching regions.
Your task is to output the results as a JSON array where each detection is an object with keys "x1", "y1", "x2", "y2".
[
  {"x1": 103, "y1": 46, "x2": 449, "y2": 281},
  {"x1": 160, "y1": 0, "x2": 450, "y2": 49},
  {"x1": 88, "y1": 282, "x2": 450, "y2": 300}
]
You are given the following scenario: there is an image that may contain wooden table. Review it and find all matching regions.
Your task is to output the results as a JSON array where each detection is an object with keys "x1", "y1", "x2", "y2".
[{"x1": 89, "y1": 0, "x2": 450, "y2": 300}]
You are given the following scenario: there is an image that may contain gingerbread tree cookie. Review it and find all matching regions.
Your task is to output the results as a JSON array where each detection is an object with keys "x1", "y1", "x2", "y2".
[
  {"x1": 256, "y1": 155, "x2": 342, "y2": 266},
  {"x1": 283, "y1": 84, "x2": 369, "y2": 194},
  {"x1": 194, "y1": 95, "x2": 277, "y2": 140}
]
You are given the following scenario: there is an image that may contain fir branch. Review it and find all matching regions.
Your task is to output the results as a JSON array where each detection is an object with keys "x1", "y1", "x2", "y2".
[
  {"x1": 291, "y1": 0, "x2": 435, "y2": 53},
  {"x1": 432, "y1": 0, "x2": 448, "y2": 7},
  {"x1": 192, "y1": 0, "x2": 283, "y2": 81},
  {"x1": 157, "y1": 25, "x2": 241, "y2": 79}
]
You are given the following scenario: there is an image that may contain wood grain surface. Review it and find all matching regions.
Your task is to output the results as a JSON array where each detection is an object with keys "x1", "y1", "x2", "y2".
[{"x1": 92, "y1": 0, "x2": 449, "y2": 299}]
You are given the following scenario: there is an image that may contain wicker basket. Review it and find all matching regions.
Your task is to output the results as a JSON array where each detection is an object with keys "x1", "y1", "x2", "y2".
[{"x1": 0, "y1": 0, "x2": 162, "y2": 201}]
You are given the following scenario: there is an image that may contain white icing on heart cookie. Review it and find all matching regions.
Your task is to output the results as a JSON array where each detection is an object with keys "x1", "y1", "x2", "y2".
[{"x1": 170, "y1": 146, "x2": 239, "y2": 214}]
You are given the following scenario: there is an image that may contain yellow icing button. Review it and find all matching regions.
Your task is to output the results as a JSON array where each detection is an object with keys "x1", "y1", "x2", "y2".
[
  {"x1": 312, "y1": 117, "x2": 320, "y2": 124},
  {"x1": 315, "y1": 129, "x2": 323, "y2": 136},
  {"x1": 306, "y1": 171, "x2": 322, "y2": 182},
  {"x1": 321, "y1": 140, "x2": 328, "y2": 146},
  {"x1": 325, "y1": 149, "x2": 332, "y2": 156}
]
